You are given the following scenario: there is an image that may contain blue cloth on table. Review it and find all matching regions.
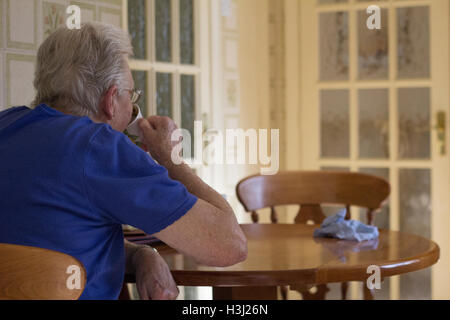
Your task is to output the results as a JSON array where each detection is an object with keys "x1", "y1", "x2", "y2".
[{"x1": 313, "y1": 209, "x2": 379, "y2": 242}]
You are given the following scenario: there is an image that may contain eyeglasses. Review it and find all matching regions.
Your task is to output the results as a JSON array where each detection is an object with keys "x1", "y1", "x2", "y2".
[{"x1": 122, "y1": 88, "x2": 143, "y2": 104}]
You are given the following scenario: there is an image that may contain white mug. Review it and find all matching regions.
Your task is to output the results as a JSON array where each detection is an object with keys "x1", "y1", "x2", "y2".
[{"x1": 126, "y1": 104, "x2": 144, "y2": 143}]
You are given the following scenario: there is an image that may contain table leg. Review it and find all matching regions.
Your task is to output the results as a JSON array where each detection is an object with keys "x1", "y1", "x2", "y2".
[
  {"x1": 213, "y1": 286, "x2": 278, "y2": 300},
  {"x1": 363, "y1": 285, "x2": 375, "y2": 300}
]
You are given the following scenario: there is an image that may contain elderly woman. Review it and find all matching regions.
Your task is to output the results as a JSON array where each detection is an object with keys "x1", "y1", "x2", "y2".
[{"x1": 0, "y1": 23, "x2": 247, "y2": 300}]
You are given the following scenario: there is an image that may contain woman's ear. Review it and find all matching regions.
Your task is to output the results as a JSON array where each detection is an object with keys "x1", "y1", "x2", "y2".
[{"x1": 99, "y1": 85, "x2": 119, "y2": 120}]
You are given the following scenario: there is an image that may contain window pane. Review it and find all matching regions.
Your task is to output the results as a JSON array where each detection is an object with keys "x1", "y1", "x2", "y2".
[
  {"x1": 397, "y1": 7, "x2": 430, "y2": 79},
  {"x1": 319, "y1": 12, "x2": 349, "y2": 81},
  {"x1": 128, "y1": 0, "x2": 147, "y2": 60},
  {"x1": 181, "y1": 75, "x2": 196, "y2": 157},
  {"x1": 358, "y1": 9, "x2": 389, "y2": 80},
  {"x1": 320, "y1": 90, "x2": 350, "y2": 158},
  {"x1": 398, "y1": 88, "x2": 430, "y2": 159},
  {"x1": 399, "y1": 168, "x2": 431, "y2": 239},
  {"x1": 155, "y1": 0, "x2": 172, "y2": 62},
  {"x1": 399, "y1": 168, "x2": 431, "y2": 300},
  {"x1": 180, "y1": 0, "x2": 194, "y2": 65},
  {"x1": 156, "y1": 72, "x2": 173, "y2": 117},
  {"x1": 358, "y1": 89, "x2": 389, "y2": 159},
  {"x1": 358, "y1": 168, "x2": 390, "y2": 229},
  {"x1": 131, "y1": 70, "x2": 148, "y2": 118}
]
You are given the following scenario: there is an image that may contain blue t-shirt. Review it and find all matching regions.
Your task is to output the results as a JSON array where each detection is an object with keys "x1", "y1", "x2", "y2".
[{"x1": 0, "y1": 104, "x2": 197, "y2": 299}]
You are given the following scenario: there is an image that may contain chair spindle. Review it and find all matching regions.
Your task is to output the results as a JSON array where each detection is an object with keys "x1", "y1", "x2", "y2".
[{"x1": 270, "y1": 207, "x2": 278, "y2": 224}]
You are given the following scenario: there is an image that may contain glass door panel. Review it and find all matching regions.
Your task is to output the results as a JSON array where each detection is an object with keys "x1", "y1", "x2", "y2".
[
  {"x1": 155, "y1": 0, "x2": 172, "y2": 62},
  {"x1": 180, "y1": 74, "x2": 196, "y2": 157},
  {"x1": 358, "y1": 89, "x2": 389, "y2": 159},
  {"x1": 357, "y1": 9, "x2": 389, "y2": 80},
  {"x1": 320, "y1": 89, "x2": 350, "y2": 158},
  {"x1": 180, "y1": 0, "x2": 195, "y2": 65},
  {"x1": 397, "y1": 6, "x2": 430, "y2": 79},
  {"x1": 156, "y1": 72, "x2": 173, "y2": 117},
  {"x1": 398, "y1": 88, "x2": 431, "y2": 160},
  {"x1": 319, "y1": 12, "x2": 350, "y2": 81},
  {"x1": 128, "y1": 0, "x2": 148, "y2": 60}
]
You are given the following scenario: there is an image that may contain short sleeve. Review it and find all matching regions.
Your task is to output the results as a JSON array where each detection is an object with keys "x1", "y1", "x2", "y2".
[{"x1": 83, "y1": 125, "x2": 197, "y2": 235}]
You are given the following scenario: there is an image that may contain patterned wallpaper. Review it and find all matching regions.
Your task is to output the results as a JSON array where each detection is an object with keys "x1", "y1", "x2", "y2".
[{"x1": 0, "y1": 0, "x2": 123, "y2": 111}]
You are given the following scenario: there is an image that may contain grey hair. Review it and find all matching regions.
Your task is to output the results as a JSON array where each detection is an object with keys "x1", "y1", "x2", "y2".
[{"x1": 32, "y1": 22, "x2": 134, "y2": 117}]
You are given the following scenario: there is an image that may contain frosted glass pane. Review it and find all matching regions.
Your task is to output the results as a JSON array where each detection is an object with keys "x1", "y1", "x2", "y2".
[
  {"x1": 155, "y1": 0, "x2": 172, "y2": 62},
  {"x1": 358, "y1": 168, "x2": 390, "y2": 229},
  {"x1": 399, "y1": 169, "x2": 431, "y2": 241},
  {"x1": 399, "y1": 169, "x2": 431, "y2": 300},
  {"x1": 400, "y1": 269, "x2": 431, "y2": 300},
  {"x1": 398, "y1": 88, "x2": 430, "y2": 159},
  {"x1": 156, "y1": 73, "x2": 173, "y2": 118},
  {"x1": 180, "y1": 0, "x2": 194, "y2": 65},
  {"x1": 397, "y1": 7, "x2": 430, "y2": 79},
  {"x1": 131, "y1": 71, "x2": 148, "y2": 118},
  {"x1": 358, "y1": 9, "x2": 389, "y2": 80},
  {"x1": 128, "y1": 0, "x2": 147, "y2": 60},
  {"x1": 319, "y1": 12, "x2": 349, "y2": 81},
  {"x1": 358, "y1": 89, "x2": 389, "y2": 159},
  {"x1": 320, "y1": 90, "x2": 350, "y2": 158},
  {"x1": 181, "y1": 75, "x2": 196, "y2": 157}
]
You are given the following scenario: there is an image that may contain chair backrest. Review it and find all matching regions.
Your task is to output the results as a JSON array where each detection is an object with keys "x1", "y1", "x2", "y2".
[
  {"x1": 0, "y1": 243, "x2": 86, "y2": 300},
  {"x1": 236, "y1": 171, "x2": 390, "y2": 225}
]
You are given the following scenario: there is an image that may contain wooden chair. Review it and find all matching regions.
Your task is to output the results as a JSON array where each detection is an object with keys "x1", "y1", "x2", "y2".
[
  {"x1": 0, "y1": 243, "x2": 86, "y2": 300},
  {"x1": 236, "y1": 170, "x2": 390, "y2": 300}
]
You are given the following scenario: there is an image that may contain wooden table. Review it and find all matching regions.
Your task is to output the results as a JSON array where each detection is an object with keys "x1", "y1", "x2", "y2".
[{"x1": 131, "y1": 224, "x2": 440, "y2": 300}]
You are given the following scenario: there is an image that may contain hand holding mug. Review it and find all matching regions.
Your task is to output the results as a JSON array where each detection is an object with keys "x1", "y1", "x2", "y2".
[{"x1": 138, "y1": 116, "x2": 182, "y2": 166}]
